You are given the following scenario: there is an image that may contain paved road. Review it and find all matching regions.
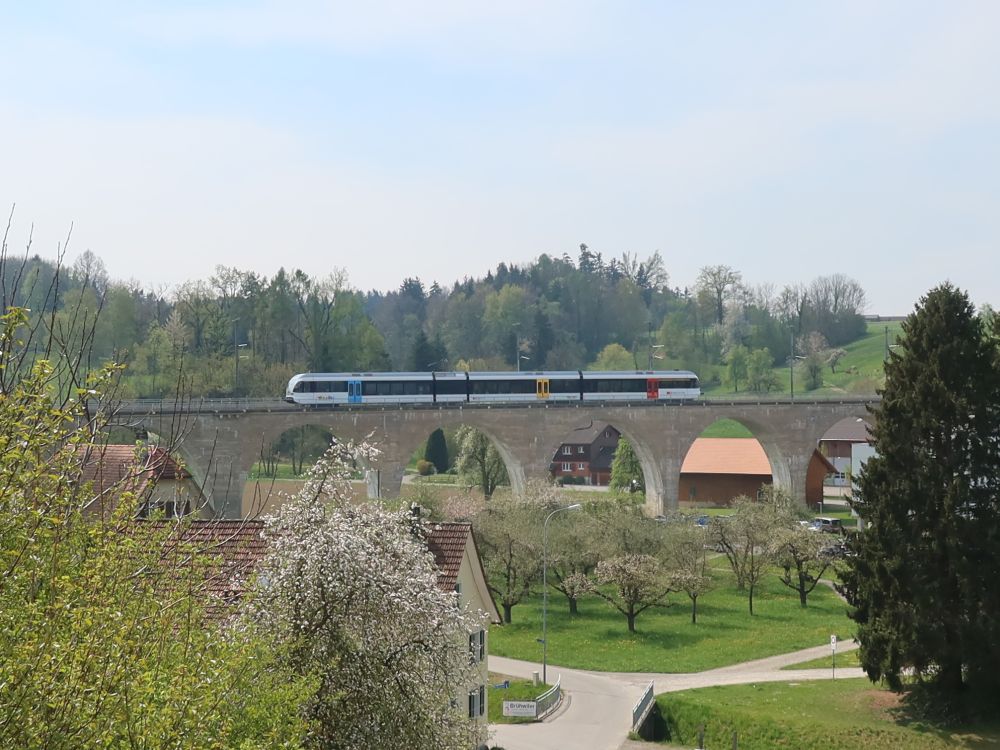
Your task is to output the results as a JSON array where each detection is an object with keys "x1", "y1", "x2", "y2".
[{"x1": 490, "y1": 641, "x2": 864, "y2": 750}]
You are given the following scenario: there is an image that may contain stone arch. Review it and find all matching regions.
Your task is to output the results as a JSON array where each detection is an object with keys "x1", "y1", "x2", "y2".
[
  {"x1": 675, "y1": 417, "x2": 774, "y2": 508},
  {"x1": 385, "y1": 414, "x2": 526, "y2": 499}
]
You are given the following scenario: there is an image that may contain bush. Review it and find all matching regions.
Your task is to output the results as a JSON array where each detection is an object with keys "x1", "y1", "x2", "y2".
[{"x1": 416, "y1": 459, "x2": 435, "y2": 476}]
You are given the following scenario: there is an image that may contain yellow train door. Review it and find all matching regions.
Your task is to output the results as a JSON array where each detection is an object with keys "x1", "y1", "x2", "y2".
[{"x1": 536, "y1": 378, "x2": 550, "y2": 399}]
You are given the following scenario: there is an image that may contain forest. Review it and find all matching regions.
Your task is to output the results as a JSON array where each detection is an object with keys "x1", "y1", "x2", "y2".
[{"x1": 3, "y1": 243, "x2": 869, "y2": 399}]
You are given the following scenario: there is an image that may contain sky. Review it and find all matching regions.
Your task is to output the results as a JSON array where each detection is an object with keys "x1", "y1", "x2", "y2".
[{"x1": 2, "y1": 2, "x2": 999, "y2": 315}]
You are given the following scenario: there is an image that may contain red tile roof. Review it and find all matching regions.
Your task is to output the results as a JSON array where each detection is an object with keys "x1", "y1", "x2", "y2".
[
  {"x1": 680, "y1": 438, "x2": 772, "y2": 476},
  {"x1": 73, "y1": 444, "x2": 191, "y2": 502},
  {"x1": 426, "y1": 522, "x2": 471, "y2": 592},
  {"x1": 158, "y1": 519, "x2": 268, "y2": 620}
]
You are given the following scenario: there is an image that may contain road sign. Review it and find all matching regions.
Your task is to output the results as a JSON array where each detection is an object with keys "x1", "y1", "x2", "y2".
[{"x1": 830, "y1": 634, "x2": 837, "y2": 651}]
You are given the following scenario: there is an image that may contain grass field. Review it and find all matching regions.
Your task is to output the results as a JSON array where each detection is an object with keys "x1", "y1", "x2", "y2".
[
  {"x1": 490, "y1": 563, "x2": 852, "y2": 673},
  {"x1": 653, "y1": 679, "x2": 1000, "y2": 749},
  {"x1": 701, "y1": 320, "x2": 904, "y2": 400},
  {"x1": 487, "y1": 674, "x2": 551, "y2": 725}
]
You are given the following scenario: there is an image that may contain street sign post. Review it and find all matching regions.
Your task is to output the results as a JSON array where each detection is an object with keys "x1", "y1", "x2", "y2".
[{"x1": 831, "y1": 635, "x2": 837, "y2": 679}]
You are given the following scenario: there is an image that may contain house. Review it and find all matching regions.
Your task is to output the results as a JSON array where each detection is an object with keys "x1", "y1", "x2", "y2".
[
  {"x1": 818, "y1": 418, "x2": 872, "y2": 486},
  {"x1": 159, "y1": 516, "x2": 501, "y2": 730},
  {"x1": 679, "y1": 438, "x2": 836, "y2": 507},
  {"x1": 549, "y1": 423, "x2": 621, "y2": 485},
  {"x1": 74, "y1": 443, "x2": 201, "y2": 518},
  {"x1": 426, "y1": 521, "x2": 502, "y2": 729}
]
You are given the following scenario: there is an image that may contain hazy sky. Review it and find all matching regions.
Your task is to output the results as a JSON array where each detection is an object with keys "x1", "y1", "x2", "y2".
[{"x1": 2, "y1": 2, "x2": 999, "y2": 314}]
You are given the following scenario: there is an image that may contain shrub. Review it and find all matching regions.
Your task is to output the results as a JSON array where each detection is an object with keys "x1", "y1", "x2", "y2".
[{"x1": 416, "y1": 459, "x2": 435, "y2": 476}]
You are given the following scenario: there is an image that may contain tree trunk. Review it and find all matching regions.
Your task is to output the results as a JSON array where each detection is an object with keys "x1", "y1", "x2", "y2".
[
  {"x1": 503, "y1": 603, "x2": 512, "y2": 624},
  {"x1": 799, "y1": 587, "x2": 808, "y2": 608},
  {"x1": 627, "y1": 611, "x2": 637, "y2": 633},
  {"x1": 691, "y1": 595, "x2": 698, "y2": 624},
  {"x1": 568, "y1": 596, "x2": 578, "y2": 615},
  {"x1": 748, "y1": 584, "x2": 755, "y2": 616}
]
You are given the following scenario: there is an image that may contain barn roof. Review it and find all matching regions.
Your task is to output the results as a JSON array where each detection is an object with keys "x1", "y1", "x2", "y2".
[{"x1": 680, "y1": 438, "x2": 771, "y2": 476}]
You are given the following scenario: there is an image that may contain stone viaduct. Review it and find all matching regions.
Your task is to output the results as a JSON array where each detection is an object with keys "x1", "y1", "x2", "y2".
[{"x1": 112, "y1": 398, "x2": 874, "y2": 519}]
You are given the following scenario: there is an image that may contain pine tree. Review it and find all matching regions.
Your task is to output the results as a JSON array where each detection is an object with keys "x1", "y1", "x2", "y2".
[
  {"x1": 609, "y1": 437, "x2": 645, "y2": 493},
  {"x1": 407, "y1": 330, "x2": 437, "y2": 371},
  {"x1": 841, "y1": 284, "x2": 1000, "y2": 708},
  {"x1": 424, "y1": 428, "x2": 449, "y2": 474}
]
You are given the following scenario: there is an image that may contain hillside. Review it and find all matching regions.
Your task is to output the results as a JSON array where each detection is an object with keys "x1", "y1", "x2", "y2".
[{"x1": 702, "y1": 320, "x2": 904, "y2": 400}]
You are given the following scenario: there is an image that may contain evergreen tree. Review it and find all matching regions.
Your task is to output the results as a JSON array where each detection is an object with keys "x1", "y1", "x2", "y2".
[
  {"x1": 407, "y1": 330, "x2": 438, "y2": 371},
  {"x1": 609, "y1": 437, "x2": 645, "y2": 493},
  {"x1": 424, "y1": 428, "x2": 449, "y2": 474},
  {"x1": 841, "y1": 284, "x2": 1000, "y2": 709}
]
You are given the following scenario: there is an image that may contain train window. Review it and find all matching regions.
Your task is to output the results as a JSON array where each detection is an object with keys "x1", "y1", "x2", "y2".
[
  {"x1": 391, "y1": 382, "x2": 405, "y2": 396},
  {"x1": 549, "y1": 378, "x2": 581, "y2": 394},
  {"x1": 435, "y1": 379, "x2": 466, "y2": 395}
]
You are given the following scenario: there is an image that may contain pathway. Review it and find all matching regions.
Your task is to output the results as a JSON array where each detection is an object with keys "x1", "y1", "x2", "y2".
[{"x1": 489, "y1": 641, "x2": 863, "y2": 750}]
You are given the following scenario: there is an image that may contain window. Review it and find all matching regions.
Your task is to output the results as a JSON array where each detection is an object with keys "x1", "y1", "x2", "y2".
[
  {"x1": 562, "y1": 446, "x2": 572, "y2": 455},
  {"x1": 577, "y1": 446, "x2": 585, "y2": 454},
  {"x1": 468, "y1": 685, "x2": 485, "y2": 718},
  {"x1": 577, "y1": 463, "x2": 587, "y2": 471},
  {"x1": 562, "y1": 462, "x2": 571, "y2": 472}
]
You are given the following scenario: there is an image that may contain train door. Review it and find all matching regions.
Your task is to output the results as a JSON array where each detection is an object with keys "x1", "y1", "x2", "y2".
[
  {"x1": 536, "y1": 378, "x2": 550, "y2": 400},
  {"x1": 348, "y1": 379, "x2": 362, "y2": 404},
  {"x1": 646, "y1": 378, "x2": 659, "y2": 400}
]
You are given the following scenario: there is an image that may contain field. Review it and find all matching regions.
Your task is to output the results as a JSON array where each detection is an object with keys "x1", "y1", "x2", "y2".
[
  {"x1": 490, "y1": 562, "x2": 853, "y2": 674},
  {"x1": 653, "y1": 680, "x2": 1000, "y2": 749}
]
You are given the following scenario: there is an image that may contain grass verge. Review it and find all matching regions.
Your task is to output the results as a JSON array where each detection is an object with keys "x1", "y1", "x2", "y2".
[
  {"x1": 487, "y1": 674, "x2": 551, "y2": 725},
  {"x1": 652, "y1": 679, "x2": 1000, "y2": 749}
]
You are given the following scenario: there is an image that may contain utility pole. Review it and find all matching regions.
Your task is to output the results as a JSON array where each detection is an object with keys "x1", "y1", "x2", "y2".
[{"x1": 789, "y1": 329, "x2": 795, "y2": 401}]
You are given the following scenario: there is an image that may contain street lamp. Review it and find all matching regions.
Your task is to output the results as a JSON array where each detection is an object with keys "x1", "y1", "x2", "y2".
[
  {"x1": 541, "y1": 503, "x2": 582, "y2": 684},
  {"x1": 788, "y1": 331, "x2": 805, "y2": 400},
  {"x1": 517, "y1": 355, "x2": 530, "y2": 372},
  {"x1": 648, "y1": 344, "x2": 664, "y2": 370}
]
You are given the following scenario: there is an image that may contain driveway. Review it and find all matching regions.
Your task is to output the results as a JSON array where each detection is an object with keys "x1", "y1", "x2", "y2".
[{"x1": 489, "y1": 641, "x2": 864, "y2": 750}]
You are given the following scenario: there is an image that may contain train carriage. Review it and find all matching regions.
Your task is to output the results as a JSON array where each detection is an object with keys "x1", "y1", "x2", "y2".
[{"x1": 286, "y1": 369, "x2": 699, "y2": 406}]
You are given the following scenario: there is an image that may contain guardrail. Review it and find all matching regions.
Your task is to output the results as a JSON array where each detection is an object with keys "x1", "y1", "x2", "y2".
[
  {"x1": 632, "y1": 680, "x2": 655, "y2": 732},
  {"x1": 109, "y1": 394, "x2": 880, "y2": 416},
  {"x1": 534, "y1": 676, "x2": 562, "y2": 719}
]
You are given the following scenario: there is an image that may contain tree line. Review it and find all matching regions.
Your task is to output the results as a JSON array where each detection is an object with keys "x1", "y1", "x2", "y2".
[{"x1": 3, "y1": 240, "x2": 869, "y2": 398}]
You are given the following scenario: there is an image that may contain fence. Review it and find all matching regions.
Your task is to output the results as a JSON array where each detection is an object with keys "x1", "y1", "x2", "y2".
[
  {"x1": 535, "y1": 676, "x2": 562, "y2": 719},
  {"x1": 631, "y1": 680, "x2": 655, "y2": 732}
]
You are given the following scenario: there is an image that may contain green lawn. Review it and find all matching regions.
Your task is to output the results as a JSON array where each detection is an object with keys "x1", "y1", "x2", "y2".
[
  {"x1": 487, "y1": 674, "x2": 551, "y2": 724},
  {"x1": 653, "y1": 679, "x2": 1000, "y2": 749},
  {"x1": 490, "y1": 565, "x2": 852, "y2": 673}
]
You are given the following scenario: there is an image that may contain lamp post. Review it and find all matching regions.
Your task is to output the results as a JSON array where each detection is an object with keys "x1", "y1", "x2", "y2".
[
  {"x1": 789, "y1": 330, "x2": 795, "y2": 401},
  {"x1": 542, "y1": 503, "x2": 582, "y2": 684},
  {"x1": 648, "y1": 344, "x2": 664, "y2": 370}
]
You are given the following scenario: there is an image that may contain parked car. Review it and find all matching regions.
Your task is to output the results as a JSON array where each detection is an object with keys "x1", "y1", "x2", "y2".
[{"x1": 812, "y1": 516, "x2": 845, "y2": 534}]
